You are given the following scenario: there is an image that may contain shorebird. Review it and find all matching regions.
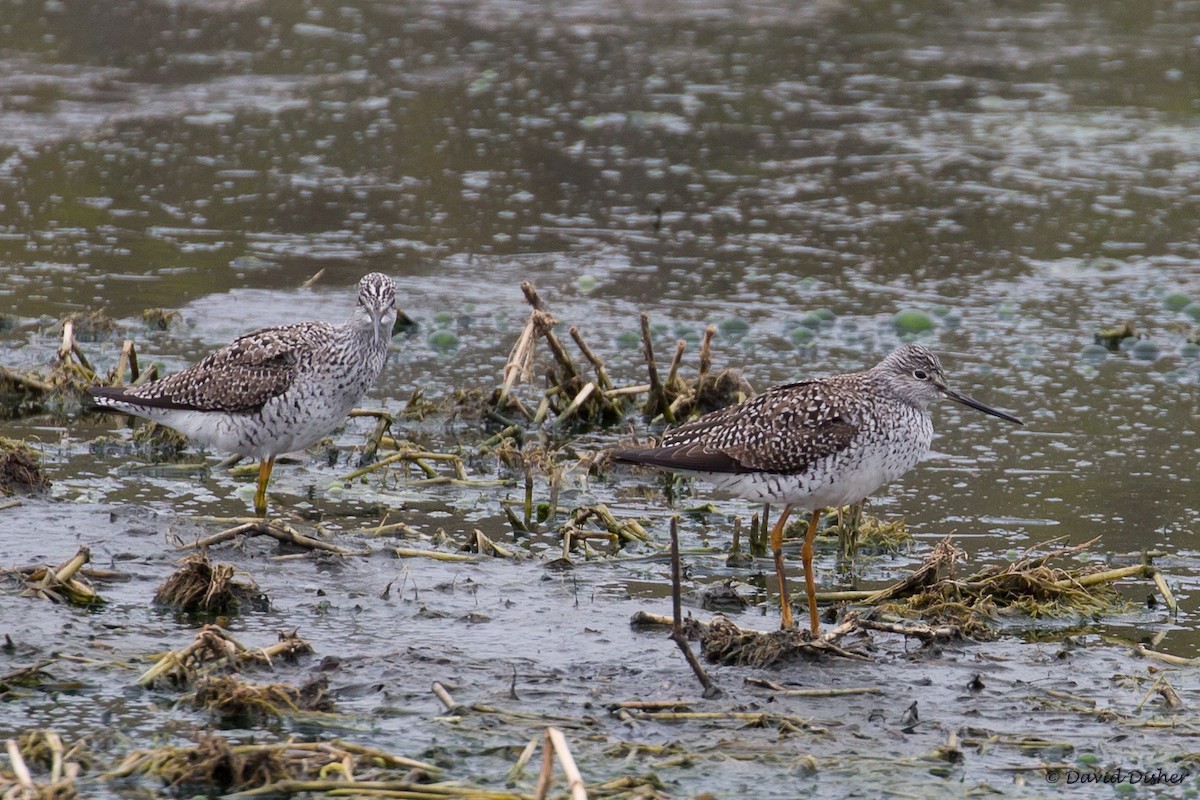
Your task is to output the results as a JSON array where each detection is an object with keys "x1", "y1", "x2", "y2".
[
  {"x1": 90, "y1": 273, "x2": 397, "y2": 515},
  {"x1": 612, "y1": 344, "x2": 1022, "y2": 634}
]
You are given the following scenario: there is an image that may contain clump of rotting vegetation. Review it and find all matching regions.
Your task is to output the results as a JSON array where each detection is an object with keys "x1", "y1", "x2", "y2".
[
  {"x1": 9, "y1": 546, "x2": 104, "y2": 606},
  {"x1": 638, "y1": 318, "x2": 752, "y2": 425},
  {"x1": 105, "y1": 734, "x2": 442, "y2": 797},
  {"x1": 0, "y1": 729, "x2": 91, "y2": 799},
  {"x1": 153, "y1": 552, "x2": 266, "y2": 615},
  {"x1": 0, "y1": 437, "x2": 50, "y2": 495},
  {"x1": 865, "y1": 536, "x2": 1172, "y2": 637},
  {"x1": 636, "y1": 537, "x2": 1176, "y2": 677},
  {"x1": 491, "y1": 281, "x2": 751, "y2": 430},
  {"x1": 1095, "y1": 320, "x2": 1137, "y2": 350},
  {"x1": 63, "y1": 309, "x2": 118, "y2": 343},
  {"x1": 138, "y1": 626, "x2": 312, "y2": 689},
  {"x1": 128, "y1": 421, "x2": 190, "y2": 461},
  {"x1": 0, "y1": 313, "x2": 160, "y2": 417},
  {"x1": 141, "y1": 308, "x2": 181, "y2": 331},
  {"x1": 810, "y1": 503, "x2": 912, "y2": 558},
  {"x1": 493, "y1": 281, "x2": 629, "y2": 427},
  {"x1": 190, "y1": 674, "x2": 333, "y2": 727}
]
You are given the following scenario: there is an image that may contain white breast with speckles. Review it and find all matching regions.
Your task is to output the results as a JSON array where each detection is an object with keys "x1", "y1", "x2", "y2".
[{"x1": 692, "y1": 404, "x2": 934, "y2": 510}]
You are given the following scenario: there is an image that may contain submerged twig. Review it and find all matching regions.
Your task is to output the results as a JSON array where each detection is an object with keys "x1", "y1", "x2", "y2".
[{"x1": 668, "y1": 516, "x2": 719, "y2": 698}]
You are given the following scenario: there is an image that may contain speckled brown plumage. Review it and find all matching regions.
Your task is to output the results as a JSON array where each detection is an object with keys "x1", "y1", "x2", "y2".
[
  {"x1": 612, "y1": 343, "x2": 1023, "y2": 633},
  {"x1": 89, "y1": 273, "x2": 398, "y2": 515},
  {"x1": 90, "y1": 323, "x2": 337, "y2": 414},
  {"x1": 611, "y1": 380, "x2": 862, "y2": 477}
]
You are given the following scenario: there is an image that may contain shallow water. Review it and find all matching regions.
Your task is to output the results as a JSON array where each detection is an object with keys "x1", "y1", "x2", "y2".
[{"x1": 3, "y1": 0, "x2": 1200, "y2": 797}]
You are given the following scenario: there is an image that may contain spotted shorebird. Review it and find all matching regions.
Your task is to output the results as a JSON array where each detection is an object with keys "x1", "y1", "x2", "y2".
[
  {"x1": 612, "y1": 344, "x2": 1023, "y2": 634},
  {"x1": 90, "y1": 273, "x2": 397, "y2": 515}
]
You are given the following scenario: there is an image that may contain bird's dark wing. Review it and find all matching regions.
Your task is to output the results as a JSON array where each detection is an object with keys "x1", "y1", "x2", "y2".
[
  {"x1": 611, "y1": 381, "x2": 860, "y2": 475},
  {"x1": 90, "y1": 323, "x2": 332, "y2": 413}
]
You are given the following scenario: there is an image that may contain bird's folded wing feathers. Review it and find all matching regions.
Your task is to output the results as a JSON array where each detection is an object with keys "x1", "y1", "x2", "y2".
[
  {"x1": 90, "y1": 323, "x2": 330, "y2": 413},
  {"x1": 614, "y1": 382, "x2": 860, "y2": 475}
]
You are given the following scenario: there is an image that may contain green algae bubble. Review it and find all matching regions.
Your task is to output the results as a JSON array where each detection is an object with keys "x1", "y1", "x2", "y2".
[
  {"x1": 1181, "y1": 342, "x2": 1200, "y2": 360},
  {"x1": 1163, "y1": 292, "x2": 1191, "y2": 312},
  {"x1": 616, "y1": 330, "x2": 641, "y2": 349},
  {"x1": 718, "y1": 317, "x2": 750, "y2": 338},
  {"x1": 427, "y1": 330, "x2": 459, "y2": 353},
  {"x1": 1079, "y1": 344, "x2": 1109, "y2": 363},
  {"x1": 1184, "y1": 302, "x2": 1200, "y2": 322},
  {"x1": 576, "y1": 274, "x2": 597, "y2": 295},
  {"x1": 798, "y1": 311, "x2": 824, "y2": 330},
  {"x1": 433, "y1": 311, "x2": 454, "y2": 328},
  {"x1": 892, "y1": 309, "x2": 935, "y2": 334},
  {"x1": 1130, "y1": 339, "x2": 1160, "y2": 361},
  {"x1": 791, "y1": 327, "x2": 815, "y2": 346}
]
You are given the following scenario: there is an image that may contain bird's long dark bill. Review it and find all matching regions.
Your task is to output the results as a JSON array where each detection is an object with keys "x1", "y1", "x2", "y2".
[{"x1": 941, "y1": 387, "x2": 1023, "y2": 425}]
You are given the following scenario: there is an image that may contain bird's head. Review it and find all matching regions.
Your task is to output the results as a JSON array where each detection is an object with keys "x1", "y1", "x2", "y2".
[
  {"x1": 355, "y1": 272, "x2": 398, "y2": 347},
  {"x1": 877, "y1": 344, "x2": 1022, "y2": 424}
]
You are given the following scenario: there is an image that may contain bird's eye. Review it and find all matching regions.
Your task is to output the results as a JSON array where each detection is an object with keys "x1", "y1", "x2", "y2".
[{"x1": 913, "y1": 369, "x2": 928, "y2": 380}]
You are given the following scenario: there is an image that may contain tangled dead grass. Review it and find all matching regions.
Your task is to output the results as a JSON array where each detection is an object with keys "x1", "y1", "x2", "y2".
[
  {"x1": 105, "y1": 734, "x2": 442, "y2": 797},
  {"x1": 0, "y1": 438, "x2": 50, "y2": 495},
  {"x1": 638, "y1": 536, "x2": 1168, "y2": 668},
  {"x1": 190, "y1": 675, "x2": 333, "y2": 726},
  {"x1": 153, "y1": 552, "x2": 265, "y2": 615},
  {"x1": 872, "y1": 537, "x2": 1133, "y2": 636}
]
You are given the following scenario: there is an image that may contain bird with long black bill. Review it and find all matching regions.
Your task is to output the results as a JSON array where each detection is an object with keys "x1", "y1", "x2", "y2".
[
  {"x1": 611, "y1": 344, "x2": 1023, "y2": 634},
  {"x1": 90, "y1": 273, "x2": 397, "y2": 516}
]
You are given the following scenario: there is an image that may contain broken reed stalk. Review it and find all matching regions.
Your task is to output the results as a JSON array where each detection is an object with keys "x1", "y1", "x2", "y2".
[
  {"x1": 568, "y1": 326, "x2": 612, "y2": 390},
  {"x1": 664, "y1": 340, "x2": 686, "y2": 389},
  {"x1": 431, "y1": 681, "x2": 458, "y2": 713},
  {"x1": 668, "y1": 517, "x2": 719, "y2": 698},
  {"x1": 184, "y1": 520, "x2": 365, "y2": 556},
  {"x1": 394, "y1": 547, "x2": 475, "y2": 563},
  {"x1": 343, "y1": 449, "x2": 468, "y2": 482},
  {"x1": 499, "y1": 316, "x2": 537, "y2": 408},
  {"x1": 557, "y1": 382, "x2": 596, "y2": 426},
  {"x1": 21, "y1": 546, "x2": 100, "y2": 605},
  {"x1": 524, "y1": 465, "x2": 534, "y2": 528},
  {"x1": 55, "y1": 320, "x2": 75, "y2": 366},
  {"x1": 534, "y1": 727, "x2": 588, "y2": 800},
  {"x1": 137, "y1": 626, "x2": 313, "y2": 687},
  {"x1": 698, "y1": 325, "x2": 715, "y2": 379},
  {"x1": 53, "y1": 547, "x2": 90, "y2": 585},
  {"x1": 639, "y1": 313, "x2": 674, "y2": 423},
  {"x1": 5, "y1": 738, "x2": 34, "y2": 790},
  {"x1": 0, "y1": 365, "x2": 53, "y2": 394},
  {"x1": 113, "y1": 339, "x2": 140, "y2": 385},
  {"x1": 744, "y1": 679, "x2": 883, "y2": 698},
  {"x1": 506, "y1": 736, "x2": 540, "y2": 783}
]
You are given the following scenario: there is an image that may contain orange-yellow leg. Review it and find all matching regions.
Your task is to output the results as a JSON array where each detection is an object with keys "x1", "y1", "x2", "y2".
[
  {"x1": 770, "y1": 505, "x2": 795, "y2": 630},
  {"x1": 801, "y1": 509, "x2": 821, "y2": 635},
  {"x1": 253, "y1": 456, "x2": 275, "y2": 517}
]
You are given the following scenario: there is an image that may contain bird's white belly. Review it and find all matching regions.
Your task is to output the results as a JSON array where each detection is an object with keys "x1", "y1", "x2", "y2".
[
  {"x1": 690, "y1": 414, "x2": 933, "y2": 510},
  {"x1": 118, "y1": 369, "x2": 372, "y2": 459}
]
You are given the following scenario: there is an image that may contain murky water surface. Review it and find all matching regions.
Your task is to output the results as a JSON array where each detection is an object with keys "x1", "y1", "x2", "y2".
[{"x1": 3, "y1": 1, "x2": 1200, "y2": 797}]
